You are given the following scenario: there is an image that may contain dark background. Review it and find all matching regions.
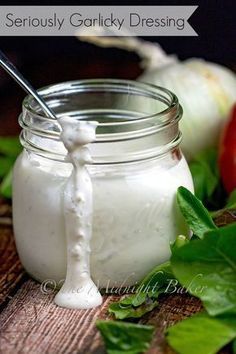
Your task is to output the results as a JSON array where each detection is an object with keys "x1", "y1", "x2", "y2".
[{"x1": 0, "y1": 0, "x2": 235, "y2": 134}]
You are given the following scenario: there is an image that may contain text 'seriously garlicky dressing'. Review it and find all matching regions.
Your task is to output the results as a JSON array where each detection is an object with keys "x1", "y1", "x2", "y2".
[{"x1": 54, "y1": 117, "x2": 102, "y2": 309}]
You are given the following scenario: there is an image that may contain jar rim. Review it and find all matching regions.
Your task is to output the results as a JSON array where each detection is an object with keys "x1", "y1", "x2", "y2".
[
  {"x1": 20, "y1": 79, "x2": 182, "y2": 163},
  {"x1": 22, "y1": 78, "x2": 179, "y2": 127}
]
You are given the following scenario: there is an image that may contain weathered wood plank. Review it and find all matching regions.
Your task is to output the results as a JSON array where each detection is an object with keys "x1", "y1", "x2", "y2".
[
  {"x1": 0, "y1": 276, "x2": 203, "y2": 354},
  {"x1": 0, "y1": 226, "x2": 25, "y2": 306},
  {"x1": 0, "y1": 281, "x2": 229, "y2": 354},
  {"x1": 0, "y1": 200, "x2": 25, "y2": 307},
  {"x1": 0, "y1": 280, "x2": 113, "y2": 354}
]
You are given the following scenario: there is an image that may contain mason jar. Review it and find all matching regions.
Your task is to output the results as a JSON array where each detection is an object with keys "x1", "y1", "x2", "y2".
[{"x1": 13, "y1": 79, "x2": 193, "y2": 289}]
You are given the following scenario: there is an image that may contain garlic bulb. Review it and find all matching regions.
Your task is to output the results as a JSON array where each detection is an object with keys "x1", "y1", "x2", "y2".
[{"x1": 78, "y1": 31, "x2": 236, "y2": 160}]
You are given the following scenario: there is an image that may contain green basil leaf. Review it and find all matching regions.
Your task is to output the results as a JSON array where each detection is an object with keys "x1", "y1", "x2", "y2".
[
  {"x1": 0, "y1": 168, "x2": 13, "y2": 199},
  {"x1": 196, "y1": 148, "x2": 219, "y2": 176},
  {"x1": 108, "y1": 262, "x2": 175, "y2": 320},
  {"x1": 189, "y1": 162, "x2": 206, "y2": 201},
  {"x1": 171, "y1": 223, "x2": 236, "y2": 316},
  {"x1": 0, "y1": 156, "x2": 15, "y2": 177},
  {"x1": 189, "y1": 148, "x2": 219, "y2": 202},
  {"x1": 117, "y1": 293, "x2": 147, "y2": 307},
  {"x1": 96, "y1": 320, "x2": 154, "y2": 354},
  {"x1": 136, "y1": 261, "x2": 174, "y2": 294},
  {"x1": 177, "y1": 187, "x2": 217, "y2": 239},
  {"x1": 108, "y1": 296, "x2": 159, "y2": 320},
  {"x1": 233, "y1": 338, "x2": 236, "y2": 353},
  {"x1": 0, "y1": 137, "x2": 21, "y2": 157},
  {"x1": 170, "y1": 235, "x2": 190, "y2": 253},
  {"x1": 189, "y1": 161, "x2": 218, "y2": 202},
  {"x1": 166, "y1": 312, "x2": 236, "y2": 354}
]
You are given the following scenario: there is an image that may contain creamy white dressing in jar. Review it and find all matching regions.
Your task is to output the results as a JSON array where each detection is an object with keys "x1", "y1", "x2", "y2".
[{"x1": 13, "y1": 80, "x2": 194, "y2": 309}]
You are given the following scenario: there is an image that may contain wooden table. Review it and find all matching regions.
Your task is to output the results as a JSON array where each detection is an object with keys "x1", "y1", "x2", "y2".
[{"x1": 0, "y1": 199, "x2": 235, "y2": 354}]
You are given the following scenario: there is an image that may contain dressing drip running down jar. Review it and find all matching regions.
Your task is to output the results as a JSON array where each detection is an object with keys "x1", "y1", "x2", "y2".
[{"x1": 13, "y1": 79, "x2": 194, "y2": 305}]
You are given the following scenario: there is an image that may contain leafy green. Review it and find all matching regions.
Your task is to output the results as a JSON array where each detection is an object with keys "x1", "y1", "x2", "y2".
[
  {"x1": 0, "y1": 136, "x2": 21, "y2": 198},
  {"x1": 166, "y1": 312, "x2": 236, "y2": 354},
  {"x1": 136, "y1": 261, "x2": 174, "y2": 294},
  {"x1": 0, "y1": 156, "x2": 15, "y2": 178},
  {"x1": 171, "y1": 222, "x2": 236, "y2": 316},
  {"x1": 96, "y1": 320, "x2": 154, "y2": 354},
  {"x1": 108, "y1": 262, "x2": 174, "y2": 320},
  {"x1": 177, "y1": 187, "x2": 217, "y2": 239},
  {"x1": 189, "y1": 148, "x2": 219, "y2": 202},
  {"x1": 0, "y1": 169, "x2": 13, "y2": 199},
  {"x1": 108, "y1": 295, "x2": 159, "y2": 320},
  {"x1": 0, "y1": 137, "x2": 21, "y2": 157},
  {"x1": 170, "y1": 235, "x2": 190, "y2": 252},
  {"x1": 233, "y1": 338, "x2": 236, "y2": 353}
]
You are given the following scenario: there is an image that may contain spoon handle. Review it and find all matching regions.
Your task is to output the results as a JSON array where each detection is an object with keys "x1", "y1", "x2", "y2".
[{"x1": 0, "y1": 50, "x2": 56, "y2": 119}]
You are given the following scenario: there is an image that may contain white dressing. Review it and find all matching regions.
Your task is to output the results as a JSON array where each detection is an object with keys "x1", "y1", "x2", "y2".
[
  {"x1": 54, "y1": 117, "x2": 102, "y2": 309},
  {"x1": 13, "y1": 152, "x2": 193, "y2": 292}
]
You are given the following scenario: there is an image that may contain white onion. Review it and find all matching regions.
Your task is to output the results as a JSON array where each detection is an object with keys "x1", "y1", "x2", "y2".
[
  {"x1": 78, "y1": 31, "x2": 236, "y2": 160},
  {"x1": 139, "y1": 58, "x2": 236, "y2": 160}
]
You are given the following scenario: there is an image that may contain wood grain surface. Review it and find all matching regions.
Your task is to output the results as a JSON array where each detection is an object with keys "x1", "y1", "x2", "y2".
[{"x1": 0, "y1": 200, "x2": 235, "y2": 354}]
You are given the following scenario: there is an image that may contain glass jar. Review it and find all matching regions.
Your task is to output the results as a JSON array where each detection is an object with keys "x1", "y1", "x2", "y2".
[{"x1": 13, "y1": 79, "x2": 193, "y2": 289}]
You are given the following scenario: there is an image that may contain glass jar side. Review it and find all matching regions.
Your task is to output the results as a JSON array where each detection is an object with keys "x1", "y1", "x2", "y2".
[{"x1": 13, "y1": 79, "x2": 193, "y2": 287}]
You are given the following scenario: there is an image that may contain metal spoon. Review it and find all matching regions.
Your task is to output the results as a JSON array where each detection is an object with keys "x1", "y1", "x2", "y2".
[{"x1": 0, "y1": 50, "x2": 57, "y2": 120}]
